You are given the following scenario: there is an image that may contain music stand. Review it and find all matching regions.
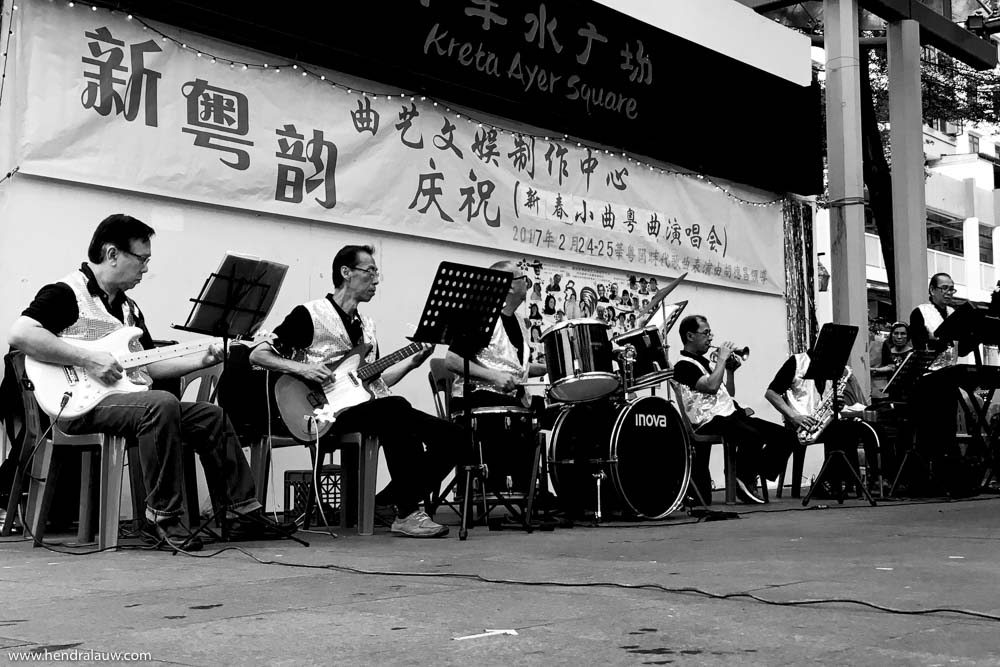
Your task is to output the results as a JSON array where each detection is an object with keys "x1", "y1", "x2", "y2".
[
  {"x1": 410, "y1": 262, "x2": 512, "y2": 541},
  {"x1": 799, "y1": 324, "x2": 877, "y2": 507},
  {"x1": 173, "y1": 253, "x2": 306, "y2": 547},
  {"x1": 883, "y1": 350, "x2": 938, "y2": 400}
]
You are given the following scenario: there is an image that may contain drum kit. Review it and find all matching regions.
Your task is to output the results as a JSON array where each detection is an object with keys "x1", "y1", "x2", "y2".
[
  {"x1": 542, "y1": 317, "x2": 692, "y2": 521},
  {"x1": 458, "y1": 278, "x2": 696, "y2": 526}
]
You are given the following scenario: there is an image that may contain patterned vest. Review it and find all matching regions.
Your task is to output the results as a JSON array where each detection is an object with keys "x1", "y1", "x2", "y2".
[
  {"x1": 57, "y1": 269, "x2": 152, "y2": 387},
  {"x1": 296, "y1": 298, "x2": 390, "y2": 400},
  {"x1": 675, "y1": 355, "x2": 736, "y2": 429},
  {"x1": 918, "y1": 302, "x2": 957, "y2": 369},
  {"x1": 452, "y1": 315, "x2": 528, "y2": 398},
  {"x1": 784, "y1": 352, "x2": 821, "y2": 417}
]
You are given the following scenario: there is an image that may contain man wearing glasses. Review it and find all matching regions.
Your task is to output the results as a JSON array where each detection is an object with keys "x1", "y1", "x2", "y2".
[
  {"x1": 444, "y1": 260, "x2": 547, "y2": 412},
  {"x1": 672, "y1": 315, "x2": 795, "y2": 504},
  {"x1": 6, "y1": 214, "x2": 277, "y2": 551},
  {"x1": 250, "y1": 245, "x2": 463, "y2": 537},
  {"x1": 905, "y1": 273, "x2": 966, "y2": 495},
  {"x1": 910, "y1": 272, "x2": 957, "y2": 365}
]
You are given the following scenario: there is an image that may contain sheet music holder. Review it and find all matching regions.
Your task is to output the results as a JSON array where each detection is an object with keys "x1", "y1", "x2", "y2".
[
  {"x1": 935, "y1": 301, "x2": 1000, "y2": 359},
  {"x1": 175, "y1": 252, "x2": 288, "y2": 338},
  {"x1": 173, "y1": 253, "x2": 304, "y2": 547},
  {"x1": 883, "y1": 350, "x2": 939, "y2": 399},
  {"x1": 411, "y1": 262, "x2": 512, "y2": 541},
  {"x1": 800, "y1": 323, "x2": 877, "y2": 507},
  {"x1": 645, "y1": 300, "x2": 688, "y2": 339},
  {"x1": 803, "y1": 323, "x2": 858, "y2": 385}
]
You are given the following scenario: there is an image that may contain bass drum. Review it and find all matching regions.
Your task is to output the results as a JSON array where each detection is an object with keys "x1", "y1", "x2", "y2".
[{"x1": 549, "y1": 396, "x2": 690, "y2": 519}]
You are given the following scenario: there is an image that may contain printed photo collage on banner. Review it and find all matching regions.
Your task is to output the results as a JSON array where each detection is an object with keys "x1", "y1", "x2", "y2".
[{"x1": 518, "y1": 257, "x2": 671, "y2": 366}]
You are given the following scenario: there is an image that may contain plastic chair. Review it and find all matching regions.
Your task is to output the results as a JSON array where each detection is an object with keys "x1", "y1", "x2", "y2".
[
  {"x1": 428, "y1": 358, "x2": 454, "y2": 421},
  {"x1": 669, "y1": 381, "x2": 768, "y2": 505},
  {"x1": 2, "y1": 352, "x2": 132, "y2": 549}
]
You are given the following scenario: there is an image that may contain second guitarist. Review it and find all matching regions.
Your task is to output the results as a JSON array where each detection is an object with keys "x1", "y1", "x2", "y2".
[{"x1": 249, "y1": 244, "x2": 464, "y2": 538}]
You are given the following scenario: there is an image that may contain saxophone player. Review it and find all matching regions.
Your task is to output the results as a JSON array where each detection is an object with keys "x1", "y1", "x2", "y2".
[{"x1": 765, "y1": 349, "x2": 876, "y2": 498}]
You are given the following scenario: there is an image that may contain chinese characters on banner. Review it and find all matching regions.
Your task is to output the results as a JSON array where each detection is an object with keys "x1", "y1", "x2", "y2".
[{"x1": 16, "y1": 0, "x2": 785, "y2": 295}]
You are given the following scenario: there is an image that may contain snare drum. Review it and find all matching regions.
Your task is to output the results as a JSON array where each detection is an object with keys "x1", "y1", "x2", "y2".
[
  {"x1": 613, "y1": 325, "x2": 673, "y2": 391},
  {"x1": 548, "y1": 396, "x2": 690, "y2": 519},
  {"x1": 541, "y1": 318, "x2": 619, "y2": 403},
  {"x1": 453, "y1": 406, "x2": 538, "y2": 497}
]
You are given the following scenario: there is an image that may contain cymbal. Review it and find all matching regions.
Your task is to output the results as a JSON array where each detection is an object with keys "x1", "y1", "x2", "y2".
[{"x1": 636, "y1": 272, "x2": 687, "y2": 325}]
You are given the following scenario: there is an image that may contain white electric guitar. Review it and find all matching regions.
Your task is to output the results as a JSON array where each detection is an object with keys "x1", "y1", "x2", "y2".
[{"x1": 24, "y1": 326, "x2": 268, "y2": 419}]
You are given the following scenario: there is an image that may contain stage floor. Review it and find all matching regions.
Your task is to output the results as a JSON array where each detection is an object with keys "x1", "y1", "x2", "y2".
[{"x1": 2, "y1": 493, "x2": 999, "y2": 666}]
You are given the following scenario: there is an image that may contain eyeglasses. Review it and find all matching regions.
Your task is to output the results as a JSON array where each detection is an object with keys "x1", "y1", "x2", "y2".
[
  {"x1": 120, "y1": 248, "x2": 151, "y2": 266},
  {"x1": 934, "y1": 285, "x2": 956, "y2": 294},
  {"x1": 351, "y1": 265, "x2": 380, "y2": 279},
  {"x1": 695, "y1": 329, "x2": 713, "y2": 337},
  {"x1": 513, "y1": 275, "x2": 533, "y2": 288}
]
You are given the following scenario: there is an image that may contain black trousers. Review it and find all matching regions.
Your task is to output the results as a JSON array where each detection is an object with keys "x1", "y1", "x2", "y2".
[
  {"x1": 332, "y1": 396, "x2": 465, "y2": 516},
  {"x1": 61, "y1": 390, "x2": 260, "y2": 523},
  {"x1": 692, "y1": 411, "x2": 796, "y2": 495}
]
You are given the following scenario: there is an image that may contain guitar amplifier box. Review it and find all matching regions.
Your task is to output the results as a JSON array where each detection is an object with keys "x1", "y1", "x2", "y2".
[{"x1": 284, "y1": 465, "x2": 342, "y2": 524}]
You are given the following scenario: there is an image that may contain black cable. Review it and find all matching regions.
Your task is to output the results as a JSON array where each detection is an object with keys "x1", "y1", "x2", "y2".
[{"x1": 163, "y1": 544, "x2": 1000, "y2": 624}]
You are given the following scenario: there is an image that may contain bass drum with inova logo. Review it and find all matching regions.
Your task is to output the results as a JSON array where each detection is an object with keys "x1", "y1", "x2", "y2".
[{"x1": 548, "y1": 396, "x2": 691, "y2": 519}]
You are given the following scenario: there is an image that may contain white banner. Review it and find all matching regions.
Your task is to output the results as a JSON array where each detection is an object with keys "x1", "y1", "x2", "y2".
[{"x1": 13, "y1": 0, "x2": 785, "y2": 294}]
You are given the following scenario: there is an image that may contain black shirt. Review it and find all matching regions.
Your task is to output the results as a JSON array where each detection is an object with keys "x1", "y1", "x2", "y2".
[
  {"x1": 768, "y1": 356, "x2": 800, "y2": 395},
  {"x1": 673, "y1": 350, "x2": 712, "y2": 390},
  {"x1": 21, "y1": 263, "x2": 154, "y2": 350},
  {"x1": 271, "y1": 295, "x2": 369, "y2": 357}
]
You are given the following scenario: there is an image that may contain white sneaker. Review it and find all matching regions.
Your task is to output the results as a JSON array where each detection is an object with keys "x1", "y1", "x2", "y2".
[
  {"x1": 735, "y1": 478, "x2": 766, "y2": 504},
  {"x1": 390, "y1": 510, "x2": 449, "y2": 538}
]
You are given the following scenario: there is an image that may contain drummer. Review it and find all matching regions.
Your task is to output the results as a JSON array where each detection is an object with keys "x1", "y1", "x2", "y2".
[{"x1": 445, "y1": 260, "x2": 548, "y2": 413}]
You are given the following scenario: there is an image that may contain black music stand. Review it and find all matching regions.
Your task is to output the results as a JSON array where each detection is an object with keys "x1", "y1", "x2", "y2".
[
  {"x1": 800, "y1": 324, "x2": 876, "y2": 507},
  {"x1": 410, "y1": 262, "x2": 512, "y2": 541},
  {"x1": 173, "y1": 253, "x2": 306, "y2": 547}
]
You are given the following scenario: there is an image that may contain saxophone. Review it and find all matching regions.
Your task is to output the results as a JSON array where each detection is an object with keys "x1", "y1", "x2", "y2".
[{"x1": 796, "y1": 366, "x2": 853, "y2": 444}]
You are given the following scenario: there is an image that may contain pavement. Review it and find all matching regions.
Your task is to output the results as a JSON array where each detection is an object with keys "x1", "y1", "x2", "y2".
[{"x1": 1, "y1": 491, "x2": 999, "y2": 666}]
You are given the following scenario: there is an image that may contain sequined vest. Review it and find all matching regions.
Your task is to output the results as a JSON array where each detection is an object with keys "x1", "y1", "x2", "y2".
[
  {"x1": 452, "y1": 316, "x2": 528, "y2": 398},
  {"x1": 918, "y1": 303, "x2": 957, "y2": 370},
  {"x1": 57, "y1": 269, "x2": 152, "y2": 387},
  {"x1": 296, "y1": 298, "x2": 390, "y2": 399},
  {"x1": 674, "y1": 356, "x2": 736, "y2": 428},
  {"x1": 784, "y1": 352, "x2": 821, "y2": 417}
]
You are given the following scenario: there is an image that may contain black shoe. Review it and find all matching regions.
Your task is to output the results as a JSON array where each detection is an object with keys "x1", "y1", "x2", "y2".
[
  {"x1": 142, "y1": 518, "x2": 204, "y2": 552},
  {"x1": 225, "y1": 511, "x2": 298, "y2": 542}
]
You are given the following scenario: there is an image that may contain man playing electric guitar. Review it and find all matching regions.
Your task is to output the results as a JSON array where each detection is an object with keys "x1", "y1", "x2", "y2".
[
  {"x1": 7, "y1": 214, "x2": 289, "y2": 551},
  {"x1": 249, "y1": 244, "x2": 464, "y2": 538}
]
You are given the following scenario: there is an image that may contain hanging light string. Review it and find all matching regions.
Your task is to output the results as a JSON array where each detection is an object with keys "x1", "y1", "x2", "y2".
[
  {"x1": 0, "y1": 4, "x2": 16, "y2": 108},
  {"x1": 26, "y1": 1, "x2": 787, "y2": 207}
]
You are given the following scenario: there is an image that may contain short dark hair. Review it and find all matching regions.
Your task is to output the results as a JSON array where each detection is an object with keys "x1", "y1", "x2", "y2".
[
  {"x1": 332, "y1": 245, "x2": 375, "y2": 287},
  {"x1": 87, "y1": 214, "x2": 155, "y2": 263},
  {"x1": 678, "y1": 314, "x2": 706, "y2": 342},
  {"x1": 929, "y1": 272, "x2": 952, "y2": 293}
]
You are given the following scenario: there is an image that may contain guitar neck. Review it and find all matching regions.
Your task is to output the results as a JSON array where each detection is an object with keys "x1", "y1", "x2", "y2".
[
  {"x1": 118, "y1": 339, "x2": 215, "y2": 370},
  {"x1": 356, "y1": 342, "x2": 424, "y2": 380}
]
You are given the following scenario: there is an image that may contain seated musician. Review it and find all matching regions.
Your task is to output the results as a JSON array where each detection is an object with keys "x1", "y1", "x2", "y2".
[
  {"x1": 764, "y1": 351, "x2": 878, "y2": 497},
  {"x1": 248, "y1": 244, "x2": 464, "y2": 538},
  {"x1": 444, "y1": 260, "x2": 547, "y2": 413},
  {"x1": 673, "y1": 315, "x2": 795, "y2": 504},
  {"x1": 6, "y1": 214, "x2": 289, "y2": 551}
]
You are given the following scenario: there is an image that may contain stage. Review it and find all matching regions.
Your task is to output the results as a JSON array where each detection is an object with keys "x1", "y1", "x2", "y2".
[{"x1": 2, "y1": 493, "x2": 998, "y2": 665}]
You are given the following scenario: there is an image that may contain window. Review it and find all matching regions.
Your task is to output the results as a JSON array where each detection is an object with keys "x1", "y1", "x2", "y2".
[{"x1": 970, "y1": 134, "x2": 980, "y2": 154}]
